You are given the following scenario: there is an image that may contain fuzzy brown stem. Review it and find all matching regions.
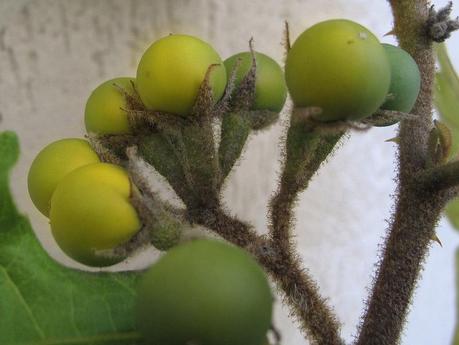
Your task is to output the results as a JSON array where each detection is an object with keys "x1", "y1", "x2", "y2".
[
  {"x1": 393, "y1": 1, "x2": 435, "y2": 181},
  {"x1": 265, "y1": 110, "x2": 345, "y2": 344},
  {"x1": 356, "y1": 1, "x2": 450, "y2": 344},
  {"x1": 416, "y1": 160, "x2": 459, "y2": 191},
  {"x1": 190, "y1": 207, "x2": 343, "y2": 345},
  {"x1": 259, "y1": 247, "x2": 344, "y2": 345},
  {"x1": 356, "y1": 189, "x2": 447, "y2": 345},
  {"x1": 270, "y1": 132, "x2": 342, "y2": 250},
  {"x1": 361, "y1": 109, "x2": 418, "y2": 126},
  {"x1": 188, "y1": 206, "x2": 258, "y2": 248},
  {"x1": 269, "y1": 178, "x2": 300, "y2": 250},
  {"x1": 269, "y1": 176, "x2": 345, "y2": 345},
  {"x1": 188, "y1": 107, "x2": 345, "y2": 344}
]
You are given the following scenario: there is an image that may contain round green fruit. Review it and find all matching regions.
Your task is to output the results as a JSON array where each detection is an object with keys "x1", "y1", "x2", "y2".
[
  {"x1": 50, "y1": 163, "x2": 141, "y2": 267},
  {"x1": 136, "y1": 239, "x2": 273, "y2": 345},
  {"x1": 136, "y1": 34, "x2": 227, "y2": 115},
  {"x1": 224, "y1": 51, "x2": 287, "y2": 112},
  {"x1": 28, "y1": 138, "x2": 100, "y2": 217},
  {"x1": 285, "y1": 19, "x2": 391, "y2": 121},
  {"x1": 380, "y1": 44, "x2": 420, "y2": 113},
  {"x1": 85, "y1": 77, "x2": 135, "y2": 134}
]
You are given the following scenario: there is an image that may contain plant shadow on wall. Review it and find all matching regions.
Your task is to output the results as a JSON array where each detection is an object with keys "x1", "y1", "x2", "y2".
[{"x1": 2, "y1": 1, "x2": 459, "y2": 345}]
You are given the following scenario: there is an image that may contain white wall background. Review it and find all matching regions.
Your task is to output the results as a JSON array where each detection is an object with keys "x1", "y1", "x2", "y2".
[{"x1": 1, "y1": 1, "x2": 458, "y2": 344}]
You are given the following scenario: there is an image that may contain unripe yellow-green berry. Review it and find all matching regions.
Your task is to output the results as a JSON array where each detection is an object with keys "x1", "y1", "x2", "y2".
[
  {"x1": 50, "y1": 163, "x2": 141, "y2": 267},
  {"x1": 84, "y1": 77, "x2": 136, "y2": 135},
  {"x1": 28, "y1": 138, "x2": 100, "y2": 217},
  {"x1": 285, "y1": 19, "x2": 391, "y2": 121},
  {"x1": 136, "y1": 34, "x2": 227, "y2": 115},
  {"x1": 224, "y1": 51, "x2": 287, "y2": 112}
]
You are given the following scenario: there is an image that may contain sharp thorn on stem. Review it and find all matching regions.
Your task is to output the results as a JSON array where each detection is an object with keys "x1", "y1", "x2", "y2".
[
  {"x1": 385, "y1": 136, "x2": 400, "y2": 144},
  {"x1": 431, "y1": 233, "x2": 443, "y2": 247}
]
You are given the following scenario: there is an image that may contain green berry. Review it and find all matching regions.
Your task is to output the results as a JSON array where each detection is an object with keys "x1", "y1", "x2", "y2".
[
  {"x1": 381, "y1": 43, "x2": 421, "y2": 113},
  {"x1": 136, "y1": 239, "x2": 273, "y2": 345},
  {"x1": 285, "y1": 19, "x2": 391, "y2": 121},
  {"x1": 136, "y1": 34, "x2": 227, "y2": 115},
  {"x1": 28, "y1": 138, "x2": 100, "y2": 217},
  {"x1": 224, "y1": 51, "x2": 287, "y2": 112}
]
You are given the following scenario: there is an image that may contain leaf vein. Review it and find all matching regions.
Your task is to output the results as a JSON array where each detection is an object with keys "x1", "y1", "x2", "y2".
[
  {"x1": 0, "y1": 266, "x2": 45, "y2": 339},
  {"x1": 69, "y1": 288, "x2": 82, "y2": 336},
  {"x1": 101, "y1": 295, "x2": 117, "y2": 332},
  {"x1": 17, "y1": 331, "x2": 142, "y2": 345},
  {"x1": 110, "y1": 276, "x2": 136, "y2": 296}
]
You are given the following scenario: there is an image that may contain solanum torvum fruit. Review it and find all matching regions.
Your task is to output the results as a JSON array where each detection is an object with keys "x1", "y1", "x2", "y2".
[
  {"x1": 381, "y1": 43, "x2": 421, "y2": 113},
  {"x1": 136, "y1": 34, "x2": 227, "y2": 115},
  {"x1": 28, "y1": 138, "x2": 100, "y2": 217},
  {"x1": 224, "y1": 51, "x2": 287, "y2": 112},
  {"x1": 50, "y1": 163, "x2": 141, "y2": 267},
  {"x1": 136, "y1": 239, "x2": 273, "y2": 345},
  {"x1": 85, "y1": 77, "x2": 135, "y2": 135},
  {"x1": 285, "y1": 19, "x2": 391, "y2": 121}
]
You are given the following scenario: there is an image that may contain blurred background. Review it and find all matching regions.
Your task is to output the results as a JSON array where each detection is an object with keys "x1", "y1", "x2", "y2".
[{"x1": 1, "y1": 0, "x2": 458, "y2": 344}]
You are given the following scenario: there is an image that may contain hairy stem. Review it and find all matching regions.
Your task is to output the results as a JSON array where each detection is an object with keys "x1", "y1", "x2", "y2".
[
  {"x1": 188, "y1": 206, "x2": 258, "y2": 248},
  {"x1": 356, "y1": 189, "x2": 446, "y2": 345},
  {"x1": 393, "y1": 1, "x2": 435, "y2": 181},
  {"x1": 186, "y1": 108, "x2": 345, "y2": 344},
  {"x1": 259, "y1": 110, "x2": 344, "y2": 344},
  {"x1": 270, "y1": 130, "x2": 342, "y2": 251},
  {"x1": 259, "y1": 246, "x2": 344, "y2": 345},
  {"x1": 189, "y1": 207, "x2": 343, "y2": 345},
  {"x1": 356, "y1": 1, "x2": 451, "y2": 344},
  {"x1": 416, "y1": 160, "x2": 459, "y2": 191}
]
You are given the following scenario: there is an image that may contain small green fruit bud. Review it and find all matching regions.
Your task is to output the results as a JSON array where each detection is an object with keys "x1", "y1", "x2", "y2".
[{"x1": 150, "y1": 217, "x2": 183, "y2": 251}]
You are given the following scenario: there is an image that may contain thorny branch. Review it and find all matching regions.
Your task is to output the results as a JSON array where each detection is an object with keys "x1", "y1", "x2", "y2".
[
  {"x1": 128, "y1": 89, "x2": 346, "y2": 344},
  {"x1": 356, "y1": 1, "x2": 458, "y2": 345},
  {"x1": 416, "y1": 160, "x2": 459, "y2": 192},
  {"x1": 103, "y1": 2, "x2": 459, "y2": 344},
  {"x1": 189, "y1": 206, "x2": 344, "y2": 345}
]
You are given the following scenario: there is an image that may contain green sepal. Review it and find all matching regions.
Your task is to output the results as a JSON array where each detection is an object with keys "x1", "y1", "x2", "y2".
[
  {"x1": 426, "y1": 121, "x2": 452, "y2": 167},
  {"x1": 139, "y1": 119, "x2": 219, "y2": 209},
  {"x1": 283, "y1": 109, "x2": 343, "y2": 190},
  {"x1": 219, "y1": 112, "x2": 251, "y2": 183},
  {"x1": 180, "y1": 119, "x2": 220, "y2": 208},
  {"x1": 248, "y1": 110, "x2": 280, "y2": 131},
  {"x1": 149, "y1": 212, "x2": 183, "y2": 251},
  {"x1": 364, "y1": 110, "x2": 400, "y2": 127},
  {"x1": 283, "y1": 114, "x2": 321, "y2": 185},
  {"x1": 138, "y1": 132, "x2": 193, "y2": 205}
]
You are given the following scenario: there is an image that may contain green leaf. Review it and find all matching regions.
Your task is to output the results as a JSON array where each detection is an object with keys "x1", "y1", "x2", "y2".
[
  {"x1": 435, "y1": 43, "x2": 459, "y2": 159},
  {"x1": 0, "y1": 131, "x2": 143, "y2": 345},
  {"x1": 435, "y1": 45, "x2": 459, "y2": 233}
]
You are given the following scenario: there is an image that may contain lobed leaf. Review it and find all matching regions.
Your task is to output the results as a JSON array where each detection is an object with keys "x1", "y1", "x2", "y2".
[{"x1": 0, "y1": 131, "x2": 143, "y2": 345}]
